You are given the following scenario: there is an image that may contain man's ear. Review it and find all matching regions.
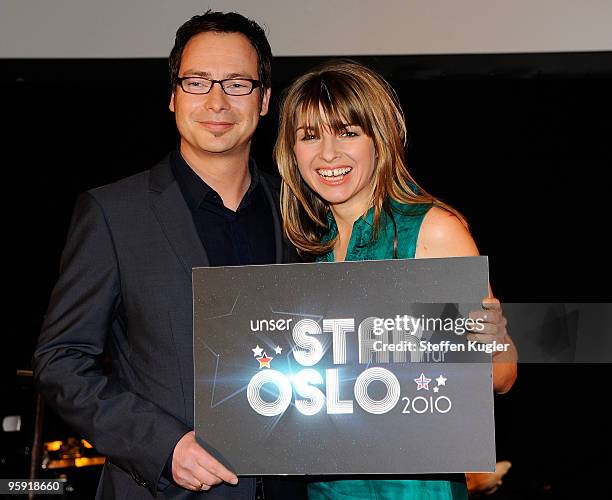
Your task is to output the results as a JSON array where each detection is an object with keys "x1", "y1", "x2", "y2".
[
  {"x1": 169, "y1": 92, "x2": 175, "y2": 113},
  {"x1": 260, "y1": 87, "x2": 271, "y2": 116}
]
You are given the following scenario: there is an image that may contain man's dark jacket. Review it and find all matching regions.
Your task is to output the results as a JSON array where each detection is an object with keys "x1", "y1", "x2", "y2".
[{"x1": 33, "y1": 155, "x2": 304, "y2": 499}]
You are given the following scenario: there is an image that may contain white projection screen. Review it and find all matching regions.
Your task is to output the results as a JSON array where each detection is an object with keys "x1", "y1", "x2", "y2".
[{"x1": 1, "y1": 0, "x2": 611, "y2": 58}]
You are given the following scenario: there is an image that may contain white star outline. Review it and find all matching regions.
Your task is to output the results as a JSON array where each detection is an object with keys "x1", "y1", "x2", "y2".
[
  {"x1": 414, "y1": 373, "x2": 432, "y2": 390},
  {"x1": 202, "y1": 294, "x2": 324, "y2": 417}
]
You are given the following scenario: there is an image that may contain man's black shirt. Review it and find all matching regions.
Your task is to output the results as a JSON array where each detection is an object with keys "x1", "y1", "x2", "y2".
[{"x1": 170, "y1": 150, "x2": 275, "y2": 267}]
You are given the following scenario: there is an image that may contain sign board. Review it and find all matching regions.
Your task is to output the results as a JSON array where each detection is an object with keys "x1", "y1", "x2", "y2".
[{"x1": 193, "y1": 257, "x2": 495, "y2": 474}]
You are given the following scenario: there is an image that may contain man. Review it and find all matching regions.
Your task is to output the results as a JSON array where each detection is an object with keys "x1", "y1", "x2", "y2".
[{"x1": 33, "y1": 11, "x2": 302, "y2": 499}]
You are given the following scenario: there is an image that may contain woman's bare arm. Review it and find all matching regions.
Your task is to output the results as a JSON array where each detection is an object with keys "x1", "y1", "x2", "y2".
[{"x1": 415, "y1": 207, "x2": 517, "y2": 393}]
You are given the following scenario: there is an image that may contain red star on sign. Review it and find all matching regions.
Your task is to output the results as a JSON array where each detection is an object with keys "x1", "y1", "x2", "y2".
[{"x1": 256, "y1": 352, "x2": 273, "y2": 369}]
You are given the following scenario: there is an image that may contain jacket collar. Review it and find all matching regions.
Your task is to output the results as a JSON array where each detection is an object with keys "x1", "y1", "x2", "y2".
[{"x1": 148, "y1": 154, "x2": 283, "y2": 279}]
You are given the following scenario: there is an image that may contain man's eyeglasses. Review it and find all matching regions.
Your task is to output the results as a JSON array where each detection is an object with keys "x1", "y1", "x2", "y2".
[{"x1": 177, "y1": 77, "x2": 261, "y2": 96}]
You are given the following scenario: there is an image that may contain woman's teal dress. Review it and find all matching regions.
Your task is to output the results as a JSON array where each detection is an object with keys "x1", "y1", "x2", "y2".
[{"x1": 309, "y1": 199, "x2": 469, "y2": 500}]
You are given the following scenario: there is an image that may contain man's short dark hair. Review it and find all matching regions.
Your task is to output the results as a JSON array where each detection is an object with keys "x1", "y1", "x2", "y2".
[{"x1": 169, "y1": 10, "x2": 272, "y2": 91}]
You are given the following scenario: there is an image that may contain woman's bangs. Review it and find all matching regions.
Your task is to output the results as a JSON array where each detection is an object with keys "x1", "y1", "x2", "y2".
[{"x1": 294, "y1": 77, "x2": 369, "y2": 135}]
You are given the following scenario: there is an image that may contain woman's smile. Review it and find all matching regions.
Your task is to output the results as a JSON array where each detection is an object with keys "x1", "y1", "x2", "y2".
[{"x1": 316, "y1": 166, "x2": 353, "y2": 184}]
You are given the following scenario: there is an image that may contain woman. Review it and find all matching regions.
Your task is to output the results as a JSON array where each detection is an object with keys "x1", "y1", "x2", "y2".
[{"x1": 274, "y1": 60, "x2": 517, "y2": 499}]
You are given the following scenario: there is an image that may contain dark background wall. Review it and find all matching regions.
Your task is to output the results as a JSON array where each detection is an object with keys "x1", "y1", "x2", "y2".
[{"x1": 2, "y1": 52, "x2": 611, "y2": 497}]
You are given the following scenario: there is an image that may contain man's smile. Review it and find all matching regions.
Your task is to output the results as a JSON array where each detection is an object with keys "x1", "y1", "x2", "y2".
[{"x1": 198, "y1": 120, "x2": 235, "y2": 132}]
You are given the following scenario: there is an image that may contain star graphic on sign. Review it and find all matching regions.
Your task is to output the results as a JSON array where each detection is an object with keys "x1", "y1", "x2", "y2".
[
  {"x1": 256, "y1": 352, "x2": 273, "y2": 369},
  {"x1": 433, "y1": 387, "x2": 440, "y2": 393},
  {"x1": 436, "y1": 375, "x2": 447, "y2": 387},
  {"x1": 252, "y1": 345, "x2": 263, "y2": 357},
  {"x1": 274, "y1": 345, "x2": 283, "y2": 355},
  {"x1": 414, "y1": 373, "x2": 432, "y2": 390}
]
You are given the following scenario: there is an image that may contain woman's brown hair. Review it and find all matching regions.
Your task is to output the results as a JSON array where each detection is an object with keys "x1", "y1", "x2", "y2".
[{"x1": 274, "y1": 59, "x2": 466, "y2": 256}]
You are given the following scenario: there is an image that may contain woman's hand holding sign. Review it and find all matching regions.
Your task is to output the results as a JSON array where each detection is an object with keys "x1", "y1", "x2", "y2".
[{"x1": 467, "y1": 297, "x2": 517, "y2": 393}]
